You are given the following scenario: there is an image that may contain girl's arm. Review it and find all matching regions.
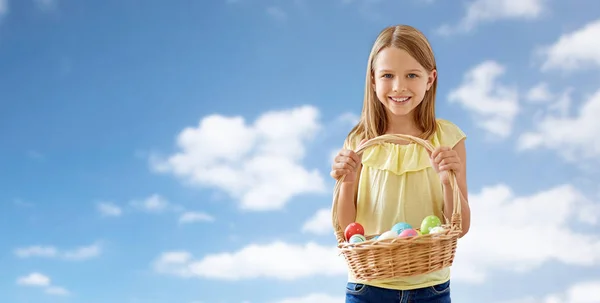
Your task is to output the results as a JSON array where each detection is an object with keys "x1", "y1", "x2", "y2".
[
  {"x1": 443, "y1": 139, "x2": 471, "y2": 238},
  {"x1": 337, "y1": 168, "x2": 362, "y2": 231}
]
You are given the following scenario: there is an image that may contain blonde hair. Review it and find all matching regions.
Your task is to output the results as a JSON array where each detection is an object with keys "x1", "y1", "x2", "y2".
[{"x1": 345, "y1": 25, "x2": 438, "y2": 149}]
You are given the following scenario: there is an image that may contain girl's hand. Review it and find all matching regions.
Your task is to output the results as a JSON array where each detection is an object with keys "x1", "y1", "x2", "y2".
[
  {"x1": 330, "y1": 149, "x2": 361, "y2": 183},
  {"x1": 330, "y1": 139, "x2": 367, "y2": 183},
  {"x1": 431, "y1": 146, "x2": 461, "y2": 185}
]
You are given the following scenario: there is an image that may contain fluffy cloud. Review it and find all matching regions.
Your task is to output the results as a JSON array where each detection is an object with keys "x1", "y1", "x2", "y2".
[
  {"x1": 301, "y1": 208, "x2": 333, "y2": 235},
  {"x1": 14, "y1": 243, "x2": 101, "y2": 261},
  {"x1": 499, "y1": 280, "x2": 600, "y2": 303},
  {"x1": 448, "y1": 61, "x2": 519, "y2": 139},
  {"x1": 437, "y1": 0, "x2": 546, "y2": 35},
  {"x1": 130, "y1": 194, "x2": 183, "y2": 213},
  {"x1": 151, "y1": 106, "x2": 326, "y2": 211},
  {"x1": 452, "y1": 184, "x2": 600, "y2": 283},
  {"x1": 178, "y1": 211, "x2": 214, "y2": 224},
  {"x1": 271, "y1": 293, "x2": 342, "y2": 303},
  {"x1": 96, "y1": 202, "x2": 122, "y2": 217},
  {"x1": 16, "y1": 273, "x2": 70, "y2": 296},
  {"x1": 336, "y1": 112, "x2": 359, "y2": 126},
  {"x1": 525, "y1": 82, "x2": 553, "y2": 103},
  {"x1": 539, "y1": 19, "x2": 600, "y2": 71},
  {"x1": 517, "y1": 88, "x2": 600, "y2": 161},
  {"x1": 17, "y1": 273, "x2": 50, "y2": 287},
  {"x1": 152, "y1": 241, "x2": 346, "y2": 280}
]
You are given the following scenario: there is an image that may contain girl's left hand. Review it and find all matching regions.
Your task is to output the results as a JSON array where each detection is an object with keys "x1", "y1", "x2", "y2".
[{"x1": 430, "y1": 146, "x2": 461, "y2": 185}]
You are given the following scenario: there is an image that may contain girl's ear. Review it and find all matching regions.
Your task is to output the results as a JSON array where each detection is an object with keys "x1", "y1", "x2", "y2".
[
  {"x1": 427, "y1": 69, "x2": 437, "y2": 91},
  {"x1": 371, "y1": 79, "x2": 376, "y2": 91}
]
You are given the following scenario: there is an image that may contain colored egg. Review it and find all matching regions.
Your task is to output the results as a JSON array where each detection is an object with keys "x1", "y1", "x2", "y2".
[
  {"x1": 429, "y1": 226, "x2": 445, "y2": 234},
  {"x1": 398, "y1": 228, "x2": 418, "y2": 238},
  {"x1": 378, "y1": 230, "x2": 398, "y2": 240},
  {"x1": 344, "y1": 222, "x2": 365, "y2": 241},
  {"x1": 391, "y1": 222, "x2": 412, "y2": 234},
  {"x1": 420, "y1": 215, "x2": 442, "y2": 235},
  {"x1": 349, "y1": 234, "x2": 366, "y2": 243}
]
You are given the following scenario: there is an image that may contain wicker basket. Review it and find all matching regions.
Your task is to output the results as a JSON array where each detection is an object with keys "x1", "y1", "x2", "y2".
[{"x1": 331, "y1": 133, "x2": 463, "y2": 281}]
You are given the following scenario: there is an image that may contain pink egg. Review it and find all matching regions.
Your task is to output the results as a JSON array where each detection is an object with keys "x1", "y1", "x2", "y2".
[{"x1": 398, "y1": 228, "x2": 417, "y2": 238}]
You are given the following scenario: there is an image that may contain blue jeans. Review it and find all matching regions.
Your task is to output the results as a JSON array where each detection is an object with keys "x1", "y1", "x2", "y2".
[{"x1": 345, "y1": 280, "x2": 451, "y2": 303}]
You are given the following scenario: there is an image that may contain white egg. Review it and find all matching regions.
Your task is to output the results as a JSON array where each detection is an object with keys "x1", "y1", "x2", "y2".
[
  {"x1": 429, "y1": 226, "x2": 445, "y2": 234},
  {"x1": 377, "y1": 230, "x2": 398, "y2": 240}
]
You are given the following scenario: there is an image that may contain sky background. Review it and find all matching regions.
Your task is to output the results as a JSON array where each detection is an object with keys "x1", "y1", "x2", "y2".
[{"x1": 1, "y1": 0, "x2": 600, "y2": 302}]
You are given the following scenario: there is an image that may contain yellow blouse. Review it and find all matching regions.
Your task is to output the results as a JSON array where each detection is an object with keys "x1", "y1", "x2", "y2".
[{"x1": 345, "y1": 119, "x2": 466, "y2": 290}]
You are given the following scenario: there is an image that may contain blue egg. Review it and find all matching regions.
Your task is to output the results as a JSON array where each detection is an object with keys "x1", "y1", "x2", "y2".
[
  {"x1": 391, "y1": 222, "x2": 412, "y2": 234},
  {"x1": 349, "y1": 234, "x2": 366, "y2": 243}
]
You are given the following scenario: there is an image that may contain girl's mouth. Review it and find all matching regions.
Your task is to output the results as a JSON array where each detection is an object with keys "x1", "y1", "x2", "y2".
[{"x1": 389, "y1": 96, "x2": 411, "y2": 103}]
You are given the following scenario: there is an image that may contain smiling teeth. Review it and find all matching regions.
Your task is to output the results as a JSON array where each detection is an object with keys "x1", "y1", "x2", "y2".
[{"x1": 391, "y1": 97, "x2": 410, "y2": 102}]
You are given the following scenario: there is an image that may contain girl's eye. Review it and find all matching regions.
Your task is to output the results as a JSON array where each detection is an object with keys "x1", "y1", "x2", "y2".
[
  {"x1": 407, "y1": 73, "x2": 418, "y2": 78},
  {"x1": 382, "y1": 74, "x2": 393, "y2": 78}
]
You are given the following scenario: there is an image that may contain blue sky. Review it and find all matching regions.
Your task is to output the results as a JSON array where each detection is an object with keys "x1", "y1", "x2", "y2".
[{"x1": 1, "y1": 0, "x2": 600, "y2": 302}]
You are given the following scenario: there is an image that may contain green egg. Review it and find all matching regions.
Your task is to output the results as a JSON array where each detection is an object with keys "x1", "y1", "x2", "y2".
[{"x1": 420, "y1": 215, "x2": 441, "y2": 235}]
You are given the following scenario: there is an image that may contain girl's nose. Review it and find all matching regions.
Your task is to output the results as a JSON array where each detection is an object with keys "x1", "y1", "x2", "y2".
[{"x1": 393, "y1": 79, "x2": 406, "y2": 92}]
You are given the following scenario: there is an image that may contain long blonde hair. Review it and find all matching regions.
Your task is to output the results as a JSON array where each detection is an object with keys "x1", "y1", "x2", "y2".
[{"x1": 345, "y1": 25, "x2": 438, "y2": 148}]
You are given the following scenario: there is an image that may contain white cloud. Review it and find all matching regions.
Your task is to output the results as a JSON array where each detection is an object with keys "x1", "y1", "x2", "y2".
[
  {"x1": 16, "y1": 273, "x2": 70, "y2": 296},
  {"x1": 97, "y1": 202, "x2": 122, "y2": 217},
  {"x1": 151, "y1": 106, "x2": 326, "y2": 211},
  {"x1": 525, "y1": 82, "x2": 553, "y2": 103},
  {"x1": 153, "y1": 241, "x2": 346, "y2": 280},
  {"x1": 336, "y1": 112, "x2": 359, "y2": 126},
  {"x1": 539, "y1": 19, "x2": 600, "y2": 71},
  {"x1": 130, "y1": 194, "x2": 182, "y2": 213},
  {"x1": 452, "y1": 184, "x2": 600, "y2": 284},
  {"x1": 61, "y1": 243, "x2": 101, "y2": 261},
  {"x1": 436, "y1": 0, "x2": 546, "y2": 35},
  {"x1": 14, "y1": 246, "x2": 57, "y2": 258},
  {"x1": 178, "y1": 211, "x2": 214, "y2": 224},
  {"x1": 17, "y1": 273, "x2": 50, "y2": 287},
  {"x1": 271, "y1": 293, "x2": 342, "y2": 303},
  {"x1": 517, "y1": 88, "x2": 600, "y2": 161},
  {"x1": 448, "y1": 60, "x2": 519, "y2": 139},
  {"x1": 302, "y1": 208, "x2": 332, "y2": 235},
  {"x1": 14, "y1": 243, "x2": 101, "y2": 261},
  {"x1": 499, "y1": 280, "x2": 600, "y2": 303}
]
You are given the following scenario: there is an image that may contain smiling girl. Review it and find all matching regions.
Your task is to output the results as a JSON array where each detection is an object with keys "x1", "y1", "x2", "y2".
[{"x1": 330, "y1": 25, "x2": 472, "y2": 303}]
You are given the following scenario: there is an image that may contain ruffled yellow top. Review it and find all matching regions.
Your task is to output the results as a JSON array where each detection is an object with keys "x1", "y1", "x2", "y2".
[{"x1": 345, "y1": 119, "x2": 466, "y2": 290}]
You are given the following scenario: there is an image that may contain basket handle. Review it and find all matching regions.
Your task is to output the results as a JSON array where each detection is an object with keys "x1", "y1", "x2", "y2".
[{"x1": 331, "y1": 133, "x2": 463, "y2": 244}]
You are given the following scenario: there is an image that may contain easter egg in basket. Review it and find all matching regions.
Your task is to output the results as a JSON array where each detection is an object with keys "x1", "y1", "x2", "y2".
[
  {"x1": 349, "y1": 234, "x2": 366, "y2": 243},
  {"x1": 378, "y1": 230, "x2": 398, "y2": 240},
  {"x1": 344, "y1": 222, "x2": 365, "y2": 241},
  {"x1": 398, "y1": 228, "x2": 418, "y2": 238},
  {"x1": 391, "y1": 222, "x2": 412, "y2": 234},
  {"x1": 420, "y1": 215, "x2": 442, "y2": 234},
  {"x1": 429, "y1": 226, "x2": 445, "y2": 234}
]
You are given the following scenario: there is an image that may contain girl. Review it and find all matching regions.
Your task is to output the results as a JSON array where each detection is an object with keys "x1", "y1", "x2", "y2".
[{"x1": 330, "y1": 25, "x2": 471, "y2": 303}]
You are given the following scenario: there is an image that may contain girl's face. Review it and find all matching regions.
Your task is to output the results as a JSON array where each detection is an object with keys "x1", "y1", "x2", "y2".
[{"x1": 372, "y1": 47, "x2": 436, "y2": 119}]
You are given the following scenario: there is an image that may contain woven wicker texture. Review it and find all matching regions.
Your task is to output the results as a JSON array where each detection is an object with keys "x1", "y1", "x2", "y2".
[{"x1": 331, "y1": 133, "x2": 463, "y2": 281}]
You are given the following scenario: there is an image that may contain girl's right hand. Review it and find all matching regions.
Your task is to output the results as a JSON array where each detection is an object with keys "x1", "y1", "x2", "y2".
[{"x1": 330, "y1": 149, "x2": 361, "y2": 183}]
